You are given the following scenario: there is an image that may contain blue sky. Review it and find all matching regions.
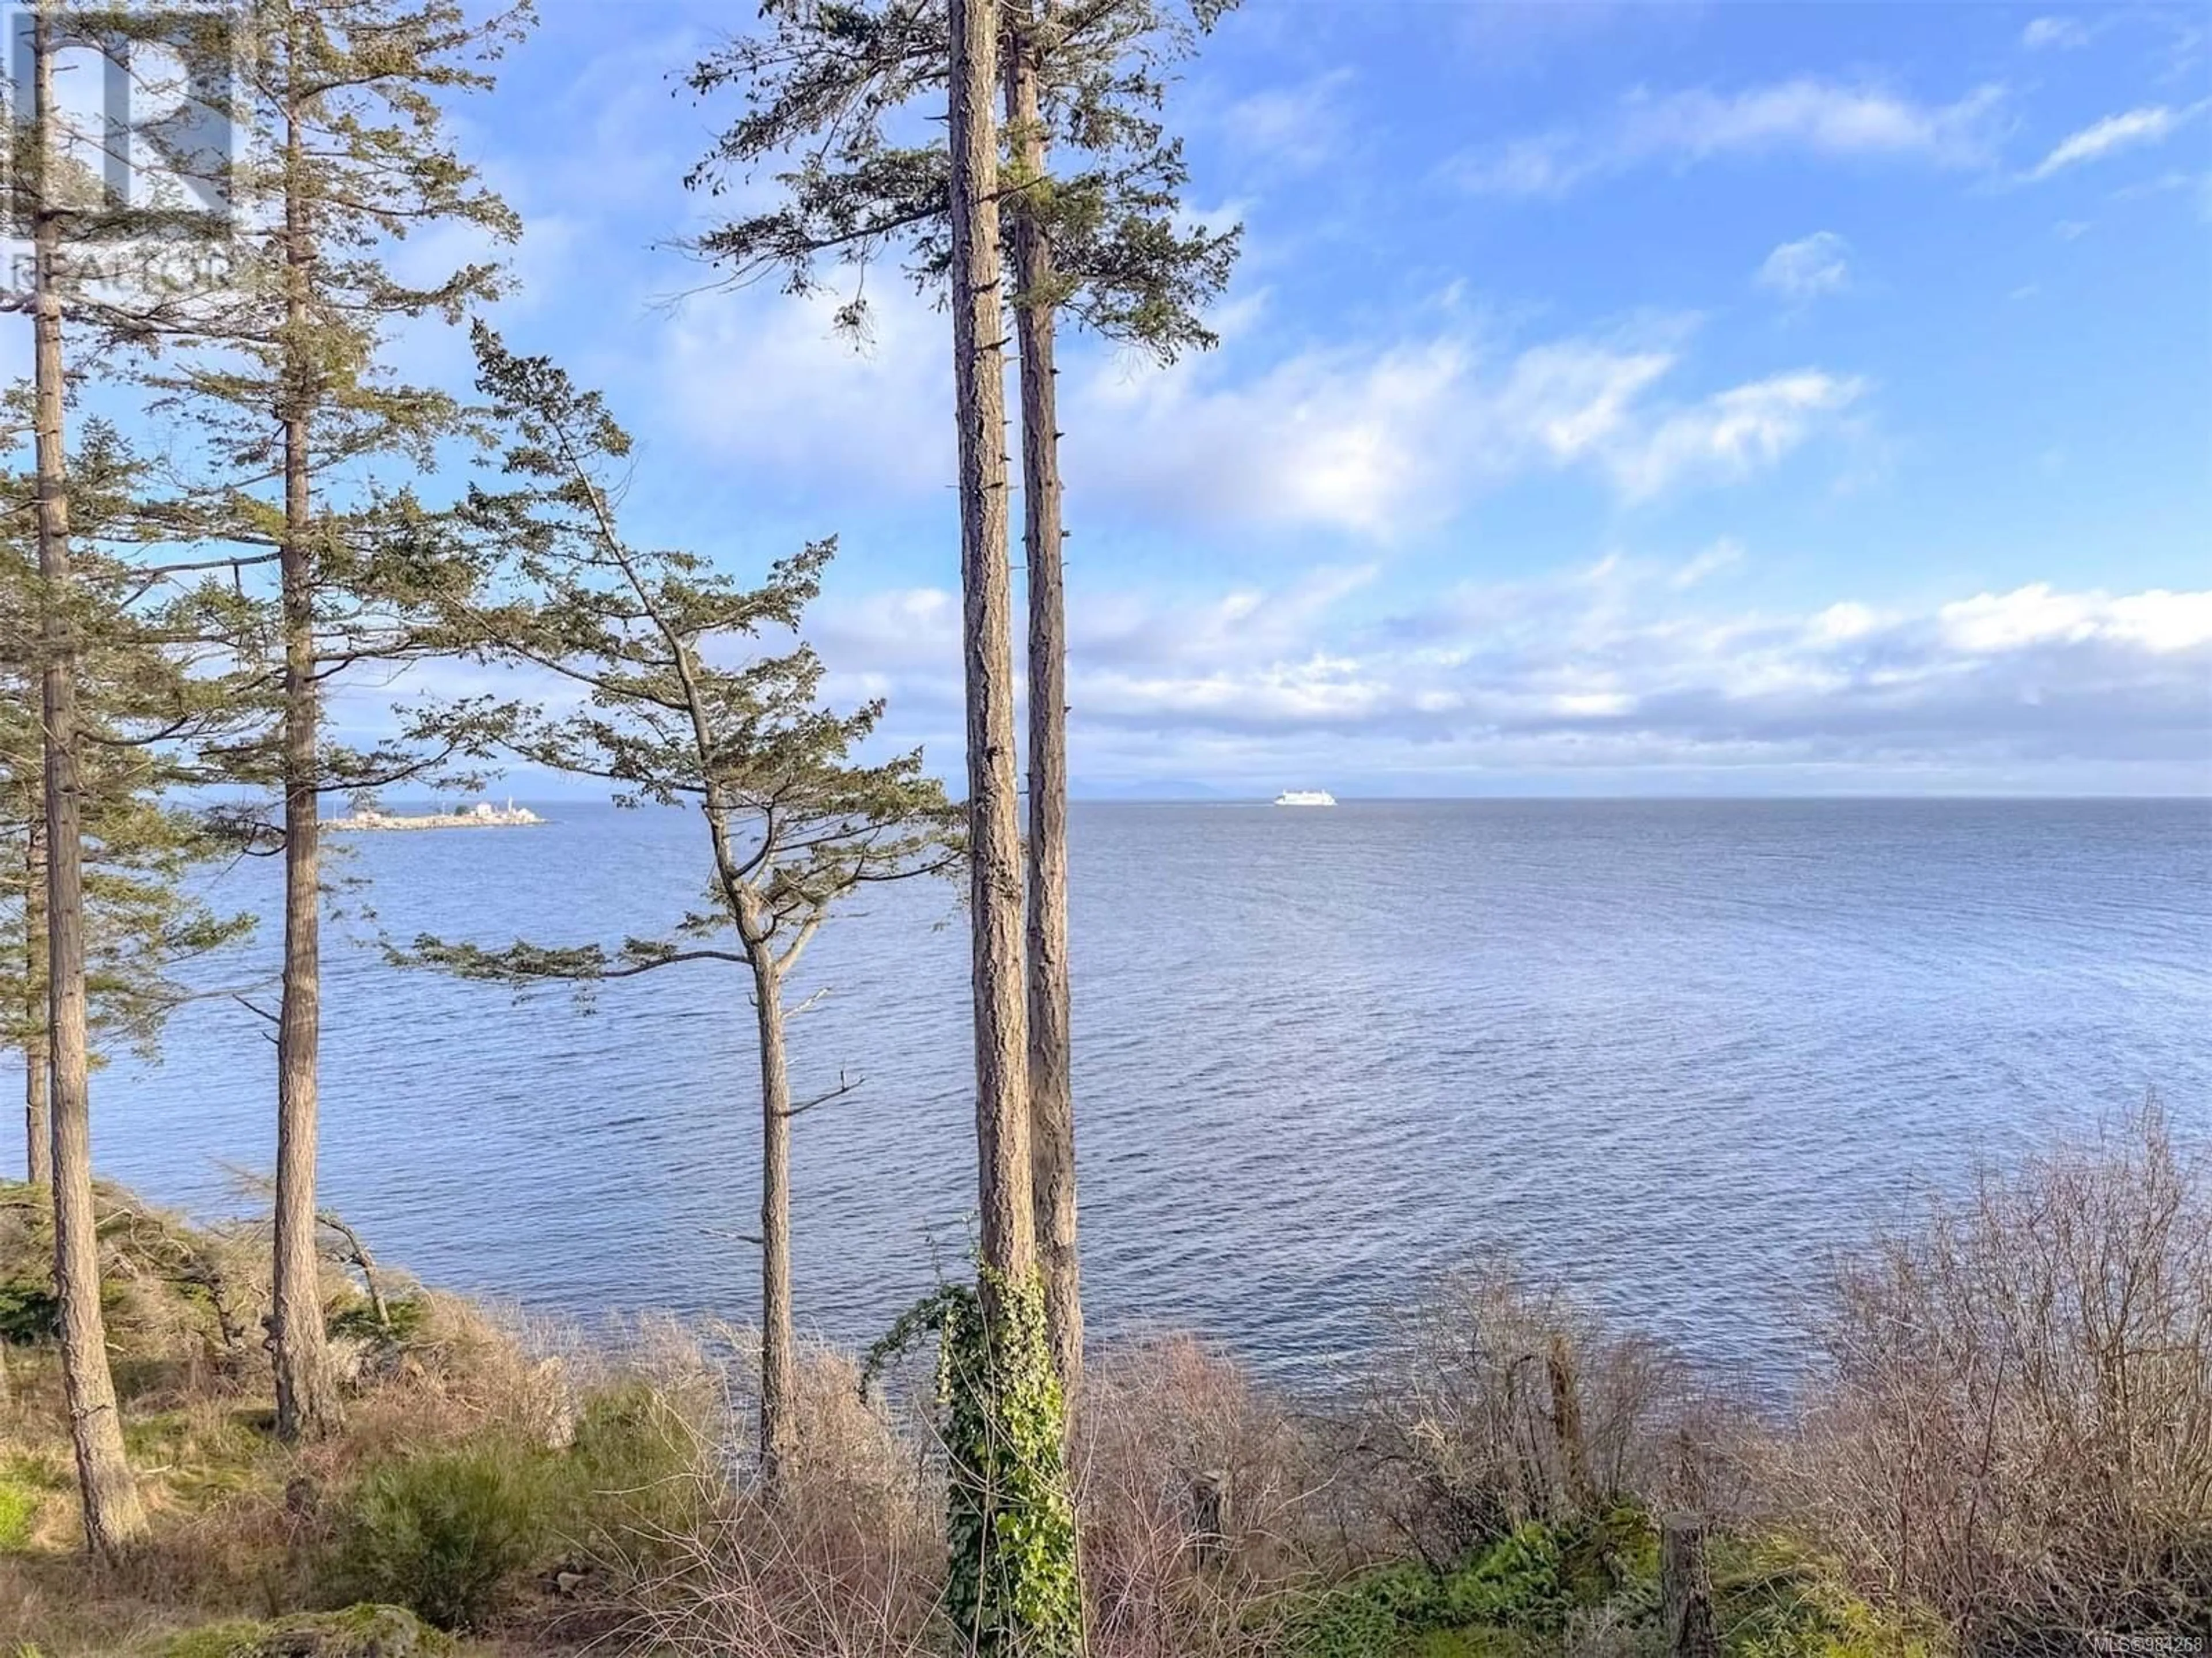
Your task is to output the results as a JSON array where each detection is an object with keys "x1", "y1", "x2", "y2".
[{"x1": 63, "y1": 1, "x2": 2212, "y2": 794}]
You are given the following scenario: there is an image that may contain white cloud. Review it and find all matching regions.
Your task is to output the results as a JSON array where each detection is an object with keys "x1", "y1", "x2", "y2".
[
  {"x1": 809, "y1": 562, "x2": 2212, "y2": 787},
  {"x1": 1604, "y1": 370, "x2": 1868, "y2": 501},
  {"x1": 1672, "y1": 539, "x2": 1745, "y2": 589},
  {"x1": 1939, "y1": 583, "x2": 2212, "y2": 654},
  {"x1": 658, "y1": 287, "x2": 1868, "y2": 536},
  {"x1": 1756, "y1": 231, "x2": 1853, "y2": 301},
  {"x1": 1217, "y1": 70, "x2": 1356, "y2": 173},
  {"x1": 1486, "y1": 342, "x2": 1678, "y2": 461},
  {"x1": 2021, "y1": 17, "x2": 2092, "y2": 51},
  {"x1": 1074, "y1": 565, "x2": 1380, "y2": 672},
  {"x1": 1072, "y1": 336, "x2": 1471, "y2": 537},
  {"x1": 660, "y1": 282, "x2": 953, "y2": 497},
  {"x1": 1452, "y1": 79, "x2": 2006, "y2": 196},
  {"x1": 1624, "y1": 81, "x2": 1999, "y2": 161},
  {"x1": 2028, "y1": 104, "x2": 2198, "y2": 180},
  {"x1": 1806, "y1": 600, "x2": 1884, "y2": 642},
  {"x1": 1066, "y1": 331, "x2": 1865, "y2": 532}
]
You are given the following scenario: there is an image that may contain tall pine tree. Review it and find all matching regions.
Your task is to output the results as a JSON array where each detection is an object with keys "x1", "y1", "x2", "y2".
[
  {"x1": 1, "y1": 450, "x2": 252, "y2": 1191},
  {"x1": 13, "y1": 1, "x2": 144, "y2": 1552},
  {"x1": 686, "y1": 0, "x2": 1237, "y2": 1398},
  {"x1": 147, "y1": 0, "x2": 527, "y2": 1440}
]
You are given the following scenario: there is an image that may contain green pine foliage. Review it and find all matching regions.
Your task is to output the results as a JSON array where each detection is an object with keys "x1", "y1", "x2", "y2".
[
  {"x1": 409, "y1": 326, "x2": 959, "y2": 993},
  {"x1": 135, "y1": 0, "x2": 531, "y2": 824},
  {"x1": 400, "y1": 327, "x2": 956, "y2": 1483},
  {"x1": 685, "y1": 0, "x2": 1240, "y2": 361},
  {"x1": 0, "y1": 428, "x2": 256, "y2": 1143}
]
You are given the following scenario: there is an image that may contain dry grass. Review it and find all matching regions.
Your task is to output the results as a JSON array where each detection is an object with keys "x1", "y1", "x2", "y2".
[
  {"x1": 0, "y1": 1205, "x2": 675, "y2": 1655},
  {"x1": 596, "y1": 1333, "x2": 944, "y2": 1658}
]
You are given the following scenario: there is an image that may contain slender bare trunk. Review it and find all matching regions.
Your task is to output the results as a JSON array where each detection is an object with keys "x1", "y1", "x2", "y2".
[
  {"x1": 270, "y1": 80, "x2": 339, "y2": 1443},
  {"x1": 22, "y1": 815, "x2": 50, "y2": 1187},
  {"x1": 949, "y1": 0, "x2": 1034, "y2": 1296},
  {"x1": 752, "y1": 948, "x2": 797, "y2": 1488},
  {"x1": 22, "y1": 1029, "x2": 47, "y2": 1190},
  {"x1": 31, "y1": 2, "x2": 147, "y2": 1554},
  {"x1": 1003, "y1": 2, "x2": 1081, "y2": 1403}
]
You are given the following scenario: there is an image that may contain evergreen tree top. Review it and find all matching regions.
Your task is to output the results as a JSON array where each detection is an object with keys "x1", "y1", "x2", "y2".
[
  {"x1": 406, "y1": 326, "x2": 958, "y2": 991},
  {"x1": 685, "y1": 0, "x2": 1240, "y2": 361}
]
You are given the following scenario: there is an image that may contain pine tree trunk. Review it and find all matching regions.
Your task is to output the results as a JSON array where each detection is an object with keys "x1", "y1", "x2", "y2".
[
  {"x1": 1003, "y1": 3, "x2": 1081, "y2": 1405},
  {"x1": 270, "y1": 80, "x2": 339, "y2": 1443},
  {"x1": 949, "y1": 0, "x2": 1035, "y2": 1296},
  {"x1": 272, "y1": 429, "x2": 336, "y2": 1441},
  {"x1": 22, "y1": 1032, "x2": 47, "y2": 1188},
  {"x1": 31, "y1": 1, "x2": 146, "y2": 1554},
  {"x1": 752, "y1": 949, "x2": 798, "y2": 1489},
  {"x1": 22, "y1": 816, "x2": 50, "y2": 1188}
]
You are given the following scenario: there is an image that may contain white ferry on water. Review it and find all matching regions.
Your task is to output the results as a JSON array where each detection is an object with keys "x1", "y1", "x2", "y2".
[{"x1": 1274, "y1": 789, "x2": 1336, "y2": 807}]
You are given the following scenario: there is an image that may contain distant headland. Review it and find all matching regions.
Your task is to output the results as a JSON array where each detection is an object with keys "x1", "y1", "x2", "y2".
[{"x1": 328, "y1": 798, "x2": 544, "y2": 831}]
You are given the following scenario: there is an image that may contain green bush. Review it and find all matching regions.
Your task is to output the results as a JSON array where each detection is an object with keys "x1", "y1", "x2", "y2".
[
  {"x1": 1280, "y1": 1565, "x2": 1424, "y2": 1658},
  {"x1": 567, "y1": 1381, "x2": 691, "y2": 1491},
  {"x1": 0, "y1": 1276, "x2": 59, "y2": 1345},
  {"x1": 331, "y1": 1440, "x2": 551, "y2": 1631},
  {"x1": 1285, "y1": 1512, "x2": 1662, "y2": 1657},
  {"x1": 1435, "y1": 1524, "x2": 1571, "y2": 1627},
  {"x1": 556, "y1": 1380, "x2": 699, "y2": 1548},
  {"x1": 327, "y1": 1294, "x2": 427, "y2": 1346}
]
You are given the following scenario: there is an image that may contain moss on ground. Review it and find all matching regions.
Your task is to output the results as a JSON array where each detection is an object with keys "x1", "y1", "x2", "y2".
[{"x1": 157, "y1": 1603, "x2": 456, "y2": 1657}]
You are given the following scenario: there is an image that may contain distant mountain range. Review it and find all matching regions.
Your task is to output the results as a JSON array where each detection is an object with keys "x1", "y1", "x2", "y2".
[{"x1": 1067, "y1": 778, "x2": 1251, "y2": 801}]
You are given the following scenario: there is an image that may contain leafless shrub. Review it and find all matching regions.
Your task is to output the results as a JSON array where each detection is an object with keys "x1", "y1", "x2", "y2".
[
  {"x1": 1646, "y1": 1375, "x2": 1766, "y2": 1523},
  {"x1": 1334, "y1": 1251, "x2": 1726, "y2": 1566},
  {"x1": 1075, "y1": 1334, "x2": 1336, "y2": 1657},
  {"x1": 603, "y1": 1333, "x2": 945, "y2": 1658},
  {"x1": 1780, "y1": 1099, "x2": 2212, "y2": 1649}
]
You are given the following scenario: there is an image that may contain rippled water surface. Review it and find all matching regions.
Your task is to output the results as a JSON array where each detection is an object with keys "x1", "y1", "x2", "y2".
[{"x1": 84, "y1": 799, "x2": 2212, "y2": 1386}]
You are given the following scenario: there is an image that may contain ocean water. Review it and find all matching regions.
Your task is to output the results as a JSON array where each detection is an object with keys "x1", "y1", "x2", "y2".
[{"x1": 75, "y1": 798, "x2": 2212, "y2": 1389}]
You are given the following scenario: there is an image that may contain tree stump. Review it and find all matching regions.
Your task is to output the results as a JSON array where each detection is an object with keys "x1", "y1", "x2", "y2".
[
  {"x1": 1661, "y1": 1513, "x2": 1719, "y2": 1658},
  {"x1": 1190, "y1": 1468, "x2": 1231, "y2": 1567},
  {"x1": 1547, "y1": 1332, "x2": 1597, "y2": 1514}
]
